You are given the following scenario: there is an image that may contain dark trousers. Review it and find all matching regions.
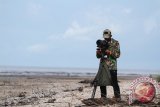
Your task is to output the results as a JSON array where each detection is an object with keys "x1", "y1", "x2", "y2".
[{"x1": 100, "y1": 70, "x2": 120, "y2": 98}]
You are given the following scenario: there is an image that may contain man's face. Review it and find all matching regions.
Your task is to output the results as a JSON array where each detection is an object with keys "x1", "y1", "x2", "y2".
[
  {"x1": 103, "y1": 31, "x2": 111, "y2": 41},
  {"x1": 104, "y1": 37, "x2": 111, "y2": 42},
  {"x1": 103, "y1": 34, "x2": 110, "y2": 38},
  {"x1": 103, "y1": 32, "x2": 111, "y2": 41}
]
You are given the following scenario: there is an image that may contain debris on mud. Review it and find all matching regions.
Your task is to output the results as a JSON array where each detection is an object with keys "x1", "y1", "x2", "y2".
[
  {"x1": 63, "y1": 87, "x2": 83, "y2": 92},
  {"x1": 18, "y1": 92, "x2": 27, "y2": 97},
  {"x1": 79, "y1": 79, "x2": 93, "y2": 84},
  {"x1": 0, "y1": 96, "x2": 39, "y2": 106},
  {"x1": 45, "y1": 99, "x2": 56, "y2": 103}
]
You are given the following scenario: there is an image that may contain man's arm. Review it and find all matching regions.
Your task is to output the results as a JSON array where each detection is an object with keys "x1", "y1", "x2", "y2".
[
  {"x1": 112, "y1": 41, "x2": 120, "y2": 58},
  {"x1": 106, "y1": 41, "x2": 120, "y2": 59}
]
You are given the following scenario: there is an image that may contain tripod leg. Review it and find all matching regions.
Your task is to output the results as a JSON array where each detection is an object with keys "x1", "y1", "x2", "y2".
[{"x1": 91, "y1": 86, "x2": 97, "y2": 98}]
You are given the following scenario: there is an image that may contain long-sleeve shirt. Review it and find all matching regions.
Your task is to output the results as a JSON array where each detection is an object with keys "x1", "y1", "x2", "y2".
[{"x1": 96, "y1": 38, "x2": 120, "y2": 70}]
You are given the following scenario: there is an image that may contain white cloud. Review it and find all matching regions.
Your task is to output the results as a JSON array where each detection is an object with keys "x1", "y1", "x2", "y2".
[
  {"x1": 49, "y1": 7, "x2": 131, "y2": 42},
  {"x1": 48, "y1": 34, "x2": 61, "y2": 41},
  {"x1": 122, "y1": 8, "x2": 132, "y2": 14},
  {"x1": 109, "y1": 24, "x2": 123, "y2": 35},
  {"x1": 85, "y1": 7, "x2": 128, "y2": 36},
  {"x1": 48, "y1": 21, "x2": 94, "y2": 41},
  {"x1": 85, "y1": 7, "x2": 111, "y2": 25},
  {"x1": 143, "y1": 18, "x2": 157, "y2": 35},
  {"x1": 63, "y1": 21, "x2": 94, "y2": 40},
  {"x1": 27, "y1": 44, "x2": 48, "y2": 53},
  {"x1": 27, "y1": 2, "x2": 42, "y2": 16}
]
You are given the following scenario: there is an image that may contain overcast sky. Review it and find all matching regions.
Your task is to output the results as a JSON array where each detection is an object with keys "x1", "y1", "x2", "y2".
[{"x1": 0, "y1": 0, "x2": 160, "y2": 70}]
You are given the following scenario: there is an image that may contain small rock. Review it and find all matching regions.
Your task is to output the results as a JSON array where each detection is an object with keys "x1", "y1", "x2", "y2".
[
  {"x1": 46, "y1": 99, "x2": 56, "y2": 103},
  {"x1": 18, "y1": 92, "x2": 27, "y2": 97},
  {"x1": 17, "y1": 98, "x2": 29, "y2": 105},
  {"x1": 78, "y1": 87, "x2": 83, "y2": 92},
  {"x1": 28, "y1": 96, "x2": 39, "y2": 104},
  {"x1": 4, "y1": 101, "x2": 9, "y2": 106}
]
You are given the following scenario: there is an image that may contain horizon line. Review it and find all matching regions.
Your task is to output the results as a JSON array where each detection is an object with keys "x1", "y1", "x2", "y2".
[{"x1": 0, "y1": 65, "x2": 160, "y2": 71}]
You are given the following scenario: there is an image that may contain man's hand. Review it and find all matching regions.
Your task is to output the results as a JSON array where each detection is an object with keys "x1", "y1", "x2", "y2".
[
  {"x1": 105, "y1": 50, "x2": 112, "y2": 56},
  {"x1": 96, "y1": 49, "x2": 102, "y2": 55},
  {"x1": 96, "y1": 48, "x2": 102, "y2": 58}
]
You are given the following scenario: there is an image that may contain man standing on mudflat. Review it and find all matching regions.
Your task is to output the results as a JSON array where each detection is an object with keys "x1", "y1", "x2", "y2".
[{"x1": 96, "y1": 29, "x2": 121, "y2": 101}]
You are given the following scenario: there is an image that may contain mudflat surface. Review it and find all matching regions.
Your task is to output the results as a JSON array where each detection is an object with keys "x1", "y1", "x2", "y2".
[{"x1": 0, "y1": 76, "x2": 159, "y2": 107}]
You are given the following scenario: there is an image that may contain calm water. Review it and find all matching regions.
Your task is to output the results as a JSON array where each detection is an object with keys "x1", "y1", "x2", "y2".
[{"x1": 0, "y1": 66, "x2": 159, "y2": 76}]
